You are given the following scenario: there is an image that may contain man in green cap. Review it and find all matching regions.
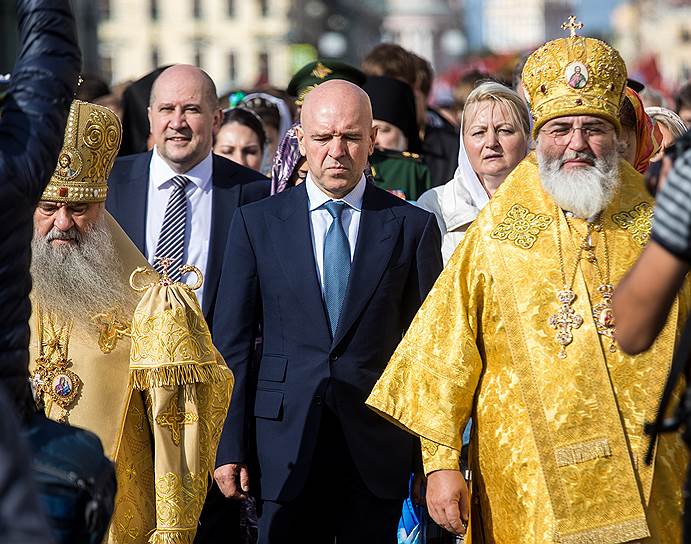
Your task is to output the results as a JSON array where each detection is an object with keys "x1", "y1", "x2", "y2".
[{"x1": 287, "y1": 59, "x2": 367, "y2": 106}]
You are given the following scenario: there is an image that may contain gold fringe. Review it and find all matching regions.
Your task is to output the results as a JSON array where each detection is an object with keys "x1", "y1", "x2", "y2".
[
  {"x1": 148, "y1": 528, "x2": 196, "y2": 544},
  {"x1": 556, "y1": 517, "x2": 650, "y2": 543},
  {"x1": 130, "y1": 363, "x2": 228, "y2": 390},
  {"x1": 554, "y1": 437, "x2": 612, "y2": 467}
]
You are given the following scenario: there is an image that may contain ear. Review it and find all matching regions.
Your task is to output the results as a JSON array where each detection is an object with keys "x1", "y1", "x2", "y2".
[
  {"x1": 368, "y1": 124, "x2": 378, "y2": 155},
  {"x1": 147, "y1": 106, "x2": 153, "y2": 132},
  {"x1": 211, "y1": 108, "x2": 223, "y2": 136},
  {"x1": 296, "y1": 125, "x2": 306, "y2": 156}
]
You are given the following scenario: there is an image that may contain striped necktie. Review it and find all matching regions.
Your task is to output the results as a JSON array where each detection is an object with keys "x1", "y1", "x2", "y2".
[
  {"x1": 323, "y1": 200, "x2": 351, "y2": 336},
  {"x1": 154, "y1": 175, "x2": 191, "y2": 282}
]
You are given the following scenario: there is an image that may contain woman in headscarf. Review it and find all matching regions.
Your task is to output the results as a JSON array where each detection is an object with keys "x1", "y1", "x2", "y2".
[
  {"x1": 619, "y1": 87, "x2": 663, "y2": 174},
  {"x1": 417, "y1": 81, "x2": 531, "y2": 264},
  {"x1": 213, "y1": 107, "x2": 267, "y2": 172},
  {"x1": 242, "y1": 92, "x2": 293, "y2": 174},
  {"x1": 647, "y1": 106, "x2": 688, "y2": 156}
]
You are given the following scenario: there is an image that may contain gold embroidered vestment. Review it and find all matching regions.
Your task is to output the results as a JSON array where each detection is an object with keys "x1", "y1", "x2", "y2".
[{"x1": 367, "y1": 154, "x2": 689, "y2": 543}]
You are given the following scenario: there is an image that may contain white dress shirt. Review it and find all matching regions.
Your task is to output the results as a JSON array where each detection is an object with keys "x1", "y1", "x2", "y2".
[
  {"x1": 305, "y1": 173, "x2": 365, "y2": 293},
  {"x1": 146, "y1": 147, "x2": 213, "y2": 308}
]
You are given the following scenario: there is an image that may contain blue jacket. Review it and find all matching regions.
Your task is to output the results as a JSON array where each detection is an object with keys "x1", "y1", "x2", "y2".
[{"x1": 0, "y1": 0, "x2": 80, "y2": 416}]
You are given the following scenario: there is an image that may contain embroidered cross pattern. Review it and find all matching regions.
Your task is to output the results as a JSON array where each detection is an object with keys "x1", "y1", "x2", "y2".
[
  {"x1": 611, "y1": 202, "x2": 653, "y2": 246},
  {"x1": 156, "y1": 394, "x2": 199, "y2": 446},
  {"x1": 491, "y1": 204, "x2": 553, "y2": 249}
]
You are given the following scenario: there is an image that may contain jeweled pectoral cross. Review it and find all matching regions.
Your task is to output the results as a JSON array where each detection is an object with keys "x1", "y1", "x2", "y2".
[
  {"x1": 561, "y1": 15, "x2": 584, "y2": 37},
  {"x1": 548, "y1": 288, "x2": 584, "y2": 359}
]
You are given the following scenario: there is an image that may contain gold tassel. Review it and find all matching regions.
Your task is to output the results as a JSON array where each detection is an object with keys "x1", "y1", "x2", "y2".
[
  {"x1": 148, "y1": 529, "x2": 196, "y2": 544},
  {"x1": 130, "y1": 363, "x2": 229, "y2": 390}
]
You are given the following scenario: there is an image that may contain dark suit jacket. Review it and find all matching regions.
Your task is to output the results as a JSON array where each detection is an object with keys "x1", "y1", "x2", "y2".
[
  {"x1": 212, "y1": 181, "x2": 443, "y2": 502},
  {"x1": 106, "y1": 151, "x2": 270, "y2": 326}
]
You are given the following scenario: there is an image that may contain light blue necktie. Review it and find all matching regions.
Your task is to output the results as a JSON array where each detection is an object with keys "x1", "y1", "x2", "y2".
[
  {"x1": 323, "y1": 200, "x2": 351, "y2": 336},
  {"x1": 154, "y1": 175, "x2": 191, "y2": 281}
]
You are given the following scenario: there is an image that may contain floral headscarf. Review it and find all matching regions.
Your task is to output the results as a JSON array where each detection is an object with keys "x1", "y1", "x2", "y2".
[
  {"x1": 270, "y1": 124, "x2": 302, "y2": 195},
  {"x1": 625, "y1": 87, "x2": 662, "y2": 173}
]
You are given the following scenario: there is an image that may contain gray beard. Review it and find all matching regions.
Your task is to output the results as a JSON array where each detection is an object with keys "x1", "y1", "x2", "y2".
[
  {"x1": 30, "y1": 216, "x2": 136, "y2": 328},
  {"x1": 538, "y1": 148, "x2": 621, "y2": 219}
]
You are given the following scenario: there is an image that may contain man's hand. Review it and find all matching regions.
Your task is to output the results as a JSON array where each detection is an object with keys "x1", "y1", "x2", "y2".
[
  {"x1": 426, "y1": 469, "x2": 469, "y2": 535},
  {"x1": 214, "y1": 463, "x2": 250, "y2": 500}
]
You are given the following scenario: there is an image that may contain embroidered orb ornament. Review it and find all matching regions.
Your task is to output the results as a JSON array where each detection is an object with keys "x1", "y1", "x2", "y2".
[
  {"x1": 41, "y1": 100, "x2": 122, "y2": 204},
  {"x1": 522, "y1": 16, "x2": 628, "y2": 137}
]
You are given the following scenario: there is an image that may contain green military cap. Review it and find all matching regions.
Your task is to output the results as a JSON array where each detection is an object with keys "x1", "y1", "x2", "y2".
[
  {"x1": 287, "y1": 60, "x2": 367, "y2": 105},
  {"x1": 368, "y1": 148, "x2": 431, "y2": 202}
]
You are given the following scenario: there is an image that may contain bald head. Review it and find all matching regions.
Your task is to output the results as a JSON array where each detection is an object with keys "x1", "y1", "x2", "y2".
[
  {"x1": 150, "y1": 64, "x2": 218, "y2": 110},
  {"x1": 297, "y1": 80, "x2": 376, "y2": 198},
  {"x1": 300, "y1": 79, "x2": 373, "y2": 127},
  {"x1": 147, "y1": 64, "x2": 222, "y2": 174}
]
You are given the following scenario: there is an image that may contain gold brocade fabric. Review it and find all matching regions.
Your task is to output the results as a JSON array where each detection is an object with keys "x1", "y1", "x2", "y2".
[
  {"x1": 29, "y1": 213, "x2": 233, "y2": 544},
  {"x1": 367, "y1": 153, "x2": 689, "y2": 544},
  {"x1": 126, "y1": 276, "x2": 233, "y2": 544}
]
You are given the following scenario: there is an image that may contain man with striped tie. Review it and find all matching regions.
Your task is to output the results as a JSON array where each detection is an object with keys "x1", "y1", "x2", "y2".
[
  {"x1": 106, "y1": 64, "x2": 269, "y2": 543},
  {"x1": 212, "y1": 79, "x2": 443, "y2": 543}
]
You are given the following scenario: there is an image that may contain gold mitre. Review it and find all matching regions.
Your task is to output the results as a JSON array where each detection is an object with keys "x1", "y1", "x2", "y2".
[
  {"x1": 522, "y1": 16, "x2": 627, "y2": 137},
  {"x1": 41, "y1": 100, "x2": 122, "y2": 203}
]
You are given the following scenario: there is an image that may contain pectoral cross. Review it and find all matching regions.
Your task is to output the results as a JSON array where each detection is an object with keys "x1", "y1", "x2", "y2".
[
  {"x1": 155, "y1": 394, "x2": 199, "y2": 446},
  {"x1": 548, "y1": 288, "x2": 584, "y2": 359},
  {"x1": 561, "y1": 15, "x2": 584, "y2": 37}
]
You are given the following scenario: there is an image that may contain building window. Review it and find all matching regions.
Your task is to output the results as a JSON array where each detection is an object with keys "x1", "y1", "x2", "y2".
[
  {"x1": 228, "y1": 52, "x2": 237, "y2": 83},
  {"x1": 151, "y1": 46, "x2": 160, "y2": 69},
  {"x1": 98, "y1": 0, "x2": 111, "y2": 20},
  {"x1": 259, "y1": 0, "x2": 269, "y2": 17},
  {"x1": 150, "y1": 0, "x2": 159, "y2": 21},
  {"x1": 100, "y1": 54, "x2": 113, "y2": 85},
  {"x1": 193, "y1": 0, "x2": 202, "y2": 19},
  {"x1": 194, "y1": 42, "x2": 204, "y2": 69},
  {"x1": 227, "y1": 0, "x2": 235, "y2": 17},
  {"x1": 258, "y1": 51, "x2": 269, "y2": 83}
]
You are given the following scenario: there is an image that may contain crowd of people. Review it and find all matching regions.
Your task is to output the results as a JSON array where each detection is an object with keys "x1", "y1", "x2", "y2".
[{"x1": 4, "y1": 1, "x2": 691, "y2": 543}]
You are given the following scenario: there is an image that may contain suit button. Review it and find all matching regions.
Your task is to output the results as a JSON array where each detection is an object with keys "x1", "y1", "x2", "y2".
[
  {"x1": 329, "y1": 354, "x2": 339, "y2": 362},
  {"x1": 313, "y1": 395, "x2": 322, "y2": 405}
]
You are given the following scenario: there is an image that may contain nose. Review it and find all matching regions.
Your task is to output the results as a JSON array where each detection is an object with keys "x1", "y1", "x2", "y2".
[
  {"x1": 567, "y1": 127, "x2": 588, "y2": 151},
  {"x1": 328, "y1": 136, "x2": 346, "y2": 158},
  {"x1": 53, "y1": 206, "x2": 74, "y2": 231},
  {"x1": 169, "y1": 106, "x2": 187, "y2": 130},
  {"x1": 485, "y1": 129, "x2": 500, "y2": 149}
]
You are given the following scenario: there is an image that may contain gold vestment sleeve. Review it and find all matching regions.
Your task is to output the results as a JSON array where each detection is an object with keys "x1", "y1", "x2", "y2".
[
  {"x1": 129, "y1": 279, "x2": 233, "y2": 544},
  {"x1": 421, "y1": 439, "x2": 461, "y2": 475}
]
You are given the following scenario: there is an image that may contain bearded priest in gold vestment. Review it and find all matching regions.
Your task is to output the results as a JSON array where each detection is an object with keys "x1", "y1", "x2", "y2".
[
  {"x1": 367, "y1": 21, "x2": 690, "y2": 544},
  {"x1": 28, "y1": 100, "x2": 233, "y2": 544}
]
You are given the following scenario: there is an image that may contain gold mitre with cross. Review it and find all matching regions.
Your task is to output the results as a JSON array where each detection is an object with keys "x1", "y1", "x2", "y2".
[
  {"x1": 41, "y1": 99, "x2": 122, "y2": 204},
  {"x1": 522, "y1": 16, "x2": 627, "y2": 137}
]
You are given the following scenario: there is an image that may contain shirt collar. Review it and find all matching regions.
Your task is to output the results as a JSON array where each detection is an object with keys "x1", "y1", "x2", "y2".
[
  {"x1": 150, "y1": 147, "x2": 213, "y2": 191},
  {"x1": 306, "y1": 173, "x2": 366, "y2": 212}
]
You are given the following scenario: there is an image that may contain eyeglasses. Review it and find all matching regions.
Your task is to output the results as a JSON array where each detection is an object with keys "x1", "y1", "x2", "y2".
[{"x1": 540, "y1": 125, "x2": 613, "y2": 146}]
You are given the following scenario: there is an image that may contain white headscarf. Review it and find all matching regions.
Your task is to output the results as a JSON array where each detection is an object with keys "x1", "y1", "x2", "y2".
[
  {"x1": 439, "y1": 117, "x2": 490, "y2": 232},
  {"x1": 242, "y1": 92, "x2": 293, "y2": 143}
]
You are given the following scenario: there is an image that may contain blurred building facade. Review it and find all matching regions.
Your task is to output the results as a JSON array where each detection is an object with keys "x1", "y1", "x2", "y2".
[
  {"x1": 98, "y1": 0, "x2": 292, "y2": 92},
  {"x1": 613, "y1": 0, "x2": 691, "y2": 87}
]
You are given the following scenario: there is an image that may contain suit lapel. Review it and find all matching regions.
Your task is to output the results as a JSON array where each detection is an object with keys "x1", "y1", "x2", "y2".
[
  {"x1": 333, "y1": 184, "x2": 401, "y2": 346},
  {"x1": 202, "y1": 156, "x2": 240, "y2": 316},
  {"x1": 265, "y1": 184, "x2": 331, "y2": 342},
  {"x1": 115, "y1": 151, "x2": 150, "y2": 252}
]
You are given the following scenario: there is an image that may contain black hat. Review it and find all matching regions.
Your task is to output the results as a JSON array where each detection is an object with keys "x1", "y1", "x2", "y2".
[
  {"x1": 627, "y1": 78, "x2": 645, "y2": 93},
  {"x1": 287, "y1": 60, "x2": 366, "y2": 105},
  {"x1": 363, "y1": 75, "x2": 421, "y2": 153}
]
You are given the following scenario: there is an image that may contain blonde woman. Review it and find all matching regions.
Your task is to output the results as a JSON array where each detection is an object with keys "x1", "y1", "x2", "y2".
[{"x1": 417, "y1": 82, "x2": 531, "y2": 263}]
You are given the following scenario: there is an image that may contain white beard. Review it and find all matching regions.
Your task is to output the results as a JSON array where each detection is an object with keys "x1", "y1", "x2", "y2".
[
  {"x1": 30, "y1": 216, "x2": 136, "y2": 329},
  {"x1": 537, "y1": 148, "x2": 621, "y2": 219}
]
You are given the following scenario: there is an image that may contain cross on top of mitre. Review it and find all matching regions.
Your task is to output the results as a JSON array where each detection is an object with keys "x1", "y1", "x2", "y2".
[{"x1": 561, "y1": 15, "x2": 584, "y2": 38}]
